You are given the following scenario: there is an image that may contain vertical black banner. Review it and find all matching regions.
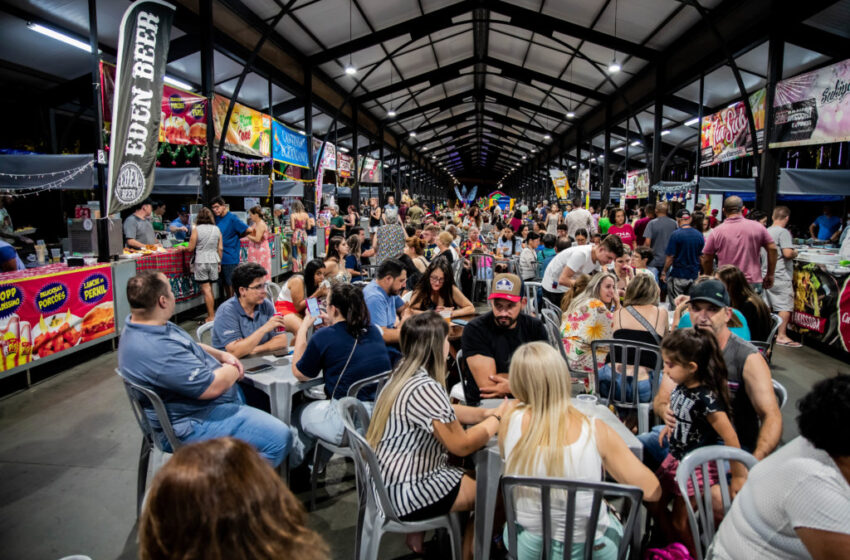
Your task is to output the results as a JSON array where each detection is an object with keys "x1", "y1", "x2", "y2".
[{"x1": 107, "y1": 0, "x2": 175, "y2": 215}]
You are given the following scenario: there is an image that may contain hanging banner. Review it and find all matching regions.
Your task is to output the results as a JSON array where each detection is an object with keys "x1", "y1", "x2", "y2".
[
  {"x1": 770, "y1": 58, "x2": 850, "y2": 149},
  {"x1": 312, "y1": 138, "x2": 336, "y2": 171},
  {"x1": 106, "y1": 0, "x2": 176, "y2": 215},
  {"x1": 839, "y1": 276, "x2": 850, "y2": 352},
  {"x1": 212, "y1": 94, "x2": 271, "y2": 157},
  {"x1": 100, "y1": 62, "x2": 206, "y2": 145},
  {"x1": 625, "y1": 169, "x2": 650, "y2": 199},
  {"x1": 338, "y1": 153, "x2": 353, "y2": 178},
  {"x1": 700, "y1": 88, "x2": 765, "y2": 168},
  {"x1": 577, "y1": 168, "x2": 590, "y2": 191},
  {"x1": 359, "y1": 157, "x2": 382, "y2": 183},
  {"x1": 549, "y1": 169, "x2": 569, "y2": 201},
  {"x1": 0, "y1": 264, "x2": 115, "y2": 371},
  {"x1": 272, "y1": 120, "x2": 309, "y2": 168}
]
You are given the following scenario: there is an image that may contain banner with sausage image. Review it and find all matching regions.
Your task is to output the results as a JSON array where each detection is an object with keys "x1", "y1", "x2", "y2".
[
  {"x1": 106, "y1": 0, "x2": 175, "y2": 215},
  {"x1": 0, "y1": 265, "x2": 115, "y2": 372}
]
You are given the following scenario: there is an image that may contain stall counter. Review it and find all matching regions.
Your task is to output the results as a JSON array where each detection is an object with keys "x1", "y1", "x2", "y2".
[{"x1": 791, "y1": 246, "x2": 850, "y2": 356}]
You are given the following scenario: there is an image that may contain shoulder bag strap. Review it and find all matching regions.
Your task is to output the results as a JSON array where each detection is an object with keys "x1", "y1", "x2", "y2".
[
  {"x1": 329, "y1": 335, "x2": 359, "y2": 399},
  {"x1": 625, "y1": 306, "x2": 662, "y2": 345}
]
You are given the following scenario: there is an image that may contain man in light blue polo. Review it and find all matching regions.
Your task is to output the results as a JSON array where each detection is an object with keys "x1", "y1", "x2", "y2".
[
  {"x1": 363, "y1": 258, "x2": 407, "y2": 344},
  {"x1": 117, "y1": 271, "x2": 291, "y2": 467},
  {"x1": 212, "y1": 262, "x2": 288, "y2": 358}
]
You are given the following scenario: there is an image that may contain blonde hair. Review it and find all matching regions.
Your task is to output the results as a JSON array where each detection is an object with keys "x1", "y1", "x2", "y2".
[
  {"x1": 366, "y1": 313, "x2": 449, "y2": 448},
  {"x1": 564, "y1": 272, "x2": 616, "y2": 317},
  {"x1": 437, "y1": 231, "x2": 453, "y2": 246},
  {"x1": 503, "y1": 342, "x2": 587, "y2": 477},
  {"x1": 560, "y1": 274, "x2": 591, "y2": 314},
  {"x1": 623, "y1": 273, "x2": 659, "y2": 307}
]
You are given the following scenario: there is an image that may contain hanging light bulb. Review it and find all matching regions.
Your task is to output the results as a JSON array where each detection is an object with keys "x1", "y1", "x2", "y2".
[
  {"x1": 344, "y1": 63, "x2": 357, "y2": 75},
  {"x1": 387, "y1": 109, "x2": 396, "y2": 117},
  {"x1": 608, "y1": 59, "x2": 621, "y2": 73},
  {"x1": 566, "y1": 110, "x2": 575, "y2": 118},
  {"x1": 544, "y1": 134, "x2": 551, "y2": 140}
]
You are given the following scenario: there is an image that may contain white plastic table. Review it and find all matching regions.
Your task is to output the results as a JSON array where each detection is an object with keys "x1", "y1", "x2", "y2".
[
  {"x1": 240, "y1": 354, "x2": 323, "y2": 428},
  {"x1": 473, "y1": 399, "x2": 643, "y2": 560}
]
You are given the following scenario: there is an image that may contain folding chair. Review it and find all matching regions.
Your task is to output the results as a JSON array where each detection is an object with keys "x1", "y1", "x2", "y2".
[
  {"x1": 675, "y1": 446, "x2": 758, "y2": 560},
  {"x1": 309, "y1": 370, "x2": 391, "y2": 511},
  {"x1": 470, "y1": 252, "x2": 494, "y2": 301},
  {"x1": 772, "y1": 379, "x2": 788, "y2": 410},
  {"x1": 590, "y1": 339, "x2": 663, "y2": 434},
  {"x1": 502, "y1": 475, "x2": 643, "y2": 560},
  {"x1": 265, "y1": 281, "x2": 281, "y2": 302},
  {"x1": 524, "y1": 281, "x2": 543, "y2": 316},
  {"x1": 339, "y1": 398, "x2": 463, "y2": 560},
  {"x1": 195, "y1": 321, "x2": 214, "y2": 344},
  {"x1": 541, "y1": 297, "x2": 562, "y2": 318},
  {"x1": 115, "y1": 369, "x2": 182, "y2": 517}
]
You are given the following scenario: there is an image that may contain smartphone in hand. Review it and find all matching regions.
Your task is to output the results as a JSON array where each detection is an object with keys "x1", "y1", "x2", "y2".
[{"x1": 306, "y1": 297, "x2": 322, "y2": 325}]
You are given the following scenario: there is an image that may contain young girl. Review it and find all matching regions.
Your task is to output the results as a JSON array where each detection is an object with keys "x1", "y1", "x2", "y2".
[
  {"x1": 653, "y1": 328, "x2": 748, "y2": 553},
  {"x1": 500, "y1": 342, "x2": 660, "y2": 560},
  {"x1": 631, "y1": 246, "x2": 654, "y2": 277},
  {"x1": 611, "y1": 247, "x2": 634, "y2": 302}
]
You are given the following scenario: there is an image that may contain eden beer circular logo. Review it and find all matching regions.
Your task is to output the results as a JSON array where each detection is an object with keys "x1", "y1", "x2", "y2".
[{"x1": 115, "y1": 162, "x2": 145, "y2": 205}]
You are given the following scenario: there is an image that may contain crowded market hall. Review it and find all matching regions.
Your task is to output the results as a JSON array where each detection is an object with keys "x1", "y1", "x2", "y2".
[{"x1": 2, "y1": 0, "x2": 850, "y2": 558}]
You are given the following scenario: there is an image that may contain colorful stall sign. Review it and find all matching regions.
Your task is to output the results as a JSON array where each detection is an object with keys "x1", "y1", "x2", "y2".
[
  {"x1": 337, "y1": 153, "x2": 353, "y2": 178},
  {"x1": 770, "y1": 58, "x2": 850, "y2": 149},
  {"x1": 577, "y1": 169, "x2": 590, "y2": 191},
  {"x1": 312, "y1": 138, "x2": 336, "y2": 171},
  {"x1": 839, "y1": 276, "x2": 850, "y2": 352},
  {"x1": 212, "y1": 94, "x2": 271, "y2": 157},
  {"x1": 0, "y1": 264, "x2": 115, "y2": 371},
  {"x1": 625, "y1": 169, "x2": 650, "y2": 199},
  {"x1": 359, "y1": 156, "x2": 382, "y2": 183},
  {"x1": 160, "y1": 85, "x2": 207, "y2": 145},
  {"x1": 272, "y1": 120, "x2": 309, "y2": 168},
  {"x1": 700, "y1": 89, "x2": 765, "y2": 168},
  {"x1": 549, "y1": 169, "x2": 570, "y2": 201},
  {"x1": 792, "y1": 262, "x2": 840, "y2": 335}
]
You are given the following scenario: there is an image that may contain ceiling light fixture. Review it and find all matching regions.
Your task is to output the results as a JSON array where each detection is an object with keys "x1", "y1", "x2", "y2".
[
  {"x1": 566, "y1": 110, "x2": 575, "y2": 118},
  {"x1": 28, "y1": 22, "x2": 92, "y2": 52},
  {"x1": 607, "y1": 60, "x2": 621, "y2": 74},
  {"x1": 344, "y1": 64, "x2": 357, "y2": 76},
  {"x1": 387, "y1": 109, "x2": 396, "y2": 117},
  {"x1": 630, "y1": 140, "x2": 641, "y2": 147},
  {"x1": 544, "y1": 134, "x2": 551, "y2": 140},
  {"x1": 614, "y1": 146, "x2": 625, "y2": 153},
  {"x1": 344, "y1": 0, "x2": 356, "y2": 76},
  {"x1": 685, "y1": 117, "x2": 700, "y2": 126},
  {"x1": 163, "y1": 75, "x2": 194, "y2": 91},
  {"x1": 608, "y1": 0, "x2": 621, "y2": 74},
  {"x1": 660, "y1": 130, "x2": 671, "y2": 136},
  {"x1": 409, "y1": 131, "x2": 416, "y2": 137}
]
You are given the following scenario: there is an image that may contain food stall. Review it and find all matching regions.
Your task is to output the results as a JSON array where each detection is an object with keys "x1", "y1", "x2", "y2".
[{"x1": 791, "y1": 247, "x2": 850, "y2": 357}]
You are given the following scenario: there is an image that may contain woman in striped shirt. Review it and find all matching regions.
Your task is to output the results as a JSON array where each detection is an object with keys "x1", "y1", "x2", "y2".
[{"x1": 367, "y1": 312, "x2": 509, "y2": 559}]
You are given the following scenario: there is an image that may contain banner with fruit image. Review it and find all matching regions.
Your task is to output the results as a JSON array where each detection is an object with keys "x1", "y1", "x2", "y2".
[
  {"x1": 212, "y1": 94, "x2": 271, "y2": 157},
  {"x1": 0, "y1": 264, "x2": 115, "y2": 371}
]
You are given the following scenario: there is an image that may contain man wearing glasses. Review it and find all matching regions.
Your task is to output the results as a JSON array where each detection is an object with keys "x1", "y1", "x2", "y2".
[{"x1": 212, "y1": 263, "x2": 289, "y2": 358}]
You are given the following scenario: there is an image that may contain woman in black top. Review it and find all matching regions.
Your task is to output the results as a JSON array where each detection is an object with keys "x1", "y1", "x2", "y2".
[
  {"x1": 408, "y1": 258, "x2": 475, "y2": 318},
  {"x1": 716, "y1": 265, "x2": 772, "y2": 342}
]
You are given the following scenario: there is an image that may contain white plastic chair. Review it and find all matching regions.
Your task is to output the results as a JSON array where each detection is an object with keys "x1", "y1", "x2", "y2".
[
  {"x1": 195, "y1": 321, "x2": 214, "y2": 345},
  {"x1": 448, "y1": 349, "x2": 467, "y2": 404},
  {"x1": 675, "y1": 446, "x2": 758, "y2": 560},
  {"x1": 502, "y1": 475, "x2": 644, "y2": 560},
  {"x1": 309, "y1": 370, "x2": 391, "y2": 511},
  {"x1": 116, "y1": 368, "x2": 181, "y2": 517},
  {"x1": 590, "y1": 339, "x2": 663, "y2": 434},
  {"x1": 265, "y1": 281, "x2": 281, "y2": 302},
  {"x1": 339, "y1": 397, "x2": 463, "y2": 560}
]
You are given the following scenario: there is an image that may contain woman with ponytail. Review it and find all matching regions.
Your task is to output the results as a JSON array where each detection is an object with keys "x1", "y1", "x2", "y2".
[
  {"x1": 367, "y1": 312, "x2": 509, "y2": 558},
  {"x1": 290, "y1": 283, "x2": 392, "y2": 466}
]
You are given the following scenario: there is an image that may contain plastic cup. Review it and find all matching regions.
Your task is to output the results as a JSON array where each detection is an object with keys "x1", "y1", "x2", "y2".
[
  {"x1": 575, "y1": 394, "x2": 598, "y2": 416},
  {"x1": 439, "y1": 309, "x2": 452, "y2": 323}
]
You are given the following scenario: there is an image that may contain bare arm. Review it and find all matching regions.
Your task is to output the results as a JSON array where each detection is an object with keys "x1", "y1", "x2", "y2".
[
  {"x1": 742, "y1": 352, "x2": 782, "y2": 460},
  {"x1": 781, "y1": 247, "x2": 797, "y2": 259},
  {"x1": 185, "y1": 228, "x2": 199, "y2": 253},
  {"x1": 217, "y1": 235, "x2": 223, "y2": 260},
  {"x1": 653, "y1": 374, "x2": 676, "y2": 429},
  {"x1": 557, "y1": 265, "x2": 578, "y2": 288},
  {"x1": 661, "y1": 255, "x2": 674, "y2": 277},
  {"x1": 247, "y1": 223, "x2": 265, "y2": 243},
  {"x1": 450, "y1": 286, "x2": 475, "y2": 317},
  {"x1": 596, "y1": 418, "x2": 662, "y2": 502},
  {"x1": 432, "y1": 416, "x2": 500, "y2": 457},
  {"x1": 224, "y1": 316, "x2": 287, "y2": 358},
  {"x1": 126, "y1": 238, "x2": 145, "y2": 249},
  {"x1": 809, "y1": 223, "x2": 818, "y2": 239},
  {"x1": 198, "y1": 364, "x2": 241, "y2": 399},
  {"x1": 454, "y1": 401, "x2": 505, "y2": 425},
  {"x1": 701, "y1": 253, "x2": 715, "y2": 276},
  {"x1": 707, "y1": 411, "x2": 748, "y2": 495},
  {"x1": 466, "y1": 354, "x2": 511, "y2": 398},
  {"x1": 796, "y1": 529, "x2": 850, "y2": 560},
  {"x1": 290, "y1": 315, "x2": 312, "y2": 382}
]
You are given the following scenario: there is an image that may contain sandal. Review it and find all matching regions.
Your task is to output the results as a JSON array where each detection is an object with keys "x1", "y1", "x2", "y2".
[{"x1": 777, "y1": 340, "x2": 801, "y2": 348}]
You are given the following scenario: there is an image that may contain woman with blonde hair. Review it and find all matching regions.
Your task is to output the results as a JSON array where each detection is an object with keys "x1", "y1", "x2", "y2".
[
  {"x1": 499, "y1": 342, "x2": 660, "y2": 559},
  {"x1": 367, "y1": 312, "x2": 508, "y2": 558},
  {"x1": 140, "y1": 437, "x2": 328, "y2": 560},
  {"x1": 560, "y1": 272, "x2": 618, "y2": 374},
  {"x1": 559, "y1": 274, "x2": 591, "y2": 315}
]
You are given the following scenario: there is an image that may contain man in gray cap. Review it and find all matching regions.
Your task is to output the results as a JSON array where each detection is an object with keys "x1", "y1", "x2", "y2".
[{"x1": 643, "y1": 279, "x2": 782, "y2": 470}]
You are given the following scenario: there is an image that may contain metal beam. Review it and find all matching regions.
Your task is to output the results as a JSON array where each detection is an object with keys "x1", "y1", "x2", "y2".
[
  {"x1": 355, "y1": 59, "x2": 475, "y2": 104},
  {"x1": 785, "y1": 23, "x2": 850, "y2": 59}
]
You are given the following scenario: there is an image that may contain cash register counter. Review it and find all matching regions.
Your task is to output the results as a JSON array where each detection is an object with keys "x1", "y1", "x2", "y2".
[{"x1": 791, "y1": 246, "x2": 850, "y2": 356}]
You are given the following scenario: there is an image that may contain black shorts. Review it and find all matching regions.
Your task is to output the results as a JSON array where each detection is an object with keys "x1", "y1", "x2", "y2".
[{"x1": 399, "y1": 479, "x2": 462, "y2": 522}]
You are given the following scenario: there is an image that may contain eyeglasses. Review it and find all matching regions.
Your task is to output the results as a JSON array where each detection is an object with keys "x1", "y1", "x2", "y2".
[
  {"x1": 247, "y1": 282, "x2": 269, "y2": 291},
  {"x1": 430, "y1": 276, "x2": 445, "y2": 284}
]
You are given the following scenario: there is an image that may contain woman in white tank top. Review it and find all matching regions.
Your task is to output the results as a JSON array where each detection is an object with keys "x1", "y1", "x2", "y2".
[{"x1": 498, "y1": 342, "x2": 661, "y2": 559}]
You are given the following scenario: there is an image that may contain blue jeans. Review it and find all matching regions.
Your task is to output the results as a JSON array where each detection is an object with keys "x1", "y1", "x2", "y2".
[
  {"x1": 597, "y1": 364, "x2": 652, "y2": 403},
  {"x1": 637, "y1": 425, "x2": 669, "y2": 471},
  {"x1": 179, "y1": 403, "x2": 292, "y2": 467}
]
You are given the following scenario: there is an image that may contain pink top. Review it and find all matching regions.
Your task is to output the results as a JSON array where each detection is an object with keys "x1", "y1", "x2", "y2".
[
  {"x1": 607, "y1": 223, "x2": 636, "y2": 248},
  {"x1": 702, "y1": 215, "x2": 774, "y2": 283}
]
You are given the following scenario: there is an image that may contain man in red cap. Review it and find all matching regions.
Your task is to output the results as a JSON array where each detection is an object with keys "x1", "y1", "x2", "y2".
[{"x1": 460, "y1": 273, "x2": 548, "y2": 402}]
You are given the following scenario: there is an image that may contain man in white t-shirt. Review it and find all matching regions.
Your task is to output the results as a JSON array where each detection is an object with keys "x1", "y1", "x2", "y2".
[
  {"x1": 711, "y1": 375, "x2": 850, "y2": 560},
  {"x1": 541, "y1": 235, "x2": 623, "y2": 306},
  {"x1": 765, "y1": 205, "x2": 799, "y2": 348}
]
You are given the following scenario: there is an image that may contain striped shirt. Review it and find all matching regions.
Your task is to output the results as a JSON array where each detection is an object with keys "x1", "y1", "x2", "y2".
[{"x1": 374, "y1": 369, "x2": 464, "y2": 517}]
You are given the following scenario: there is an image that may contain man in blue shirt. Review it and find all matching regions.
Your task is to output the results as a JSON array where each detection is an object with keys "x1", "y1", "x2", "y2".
[
  {"x1": 363, "y1": 258, "x2": 407, "y2": 344},
  {"x1": 809, "y1": 206, "x2": 842, "y2": 242},
  {"x1": 212, "y1": 262, "x2": 288, "y2": 358},
  {"x1": 168, "y1": 207, "x2": 192, "y2": 242},
  {"x1": 117, "y1": 271, "x2": 291, "y2": 466},
  {"x1": 211, "y1": 196, "x2": 252, "y2": 298},
  {"x1": 661, "y1": 209, "x2": 705, "y2": 303}
]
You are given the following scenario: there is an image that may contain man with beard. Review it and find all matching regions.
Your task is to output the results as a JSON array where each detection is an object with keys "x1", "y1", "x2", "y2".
[
  {"x1": 363, "y1": 258, "x2": 408, "y2": 344},
  {"x1": 461, "y1": 274, "x2": 548, "y2": 401},
  {"x1": 640, "y1": 279, "x2": 782, "y2": 469}
]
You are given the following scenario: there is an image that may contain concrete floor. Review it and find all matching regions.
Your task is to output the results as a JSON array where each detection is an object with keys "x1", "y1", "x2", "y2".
[{"x1": 0, "y1": 319, "x2": 846, "y2": 560}]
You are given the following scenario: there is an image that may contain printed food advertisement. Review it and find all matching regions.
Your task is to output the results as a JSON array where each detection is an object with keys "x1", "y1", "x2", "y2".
[
  {"x1": 212, "y1": 94, "x2": 271, "y2": 157},
  {"x1": 159, "y1": 84, "x2": 207, "y2": 145},
  {"x1": 700, "y1": 88, "x2": 765, "y2": 167},
  {"x1": 0, "y1": 265, "x2": 115, "y2": 371}
]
